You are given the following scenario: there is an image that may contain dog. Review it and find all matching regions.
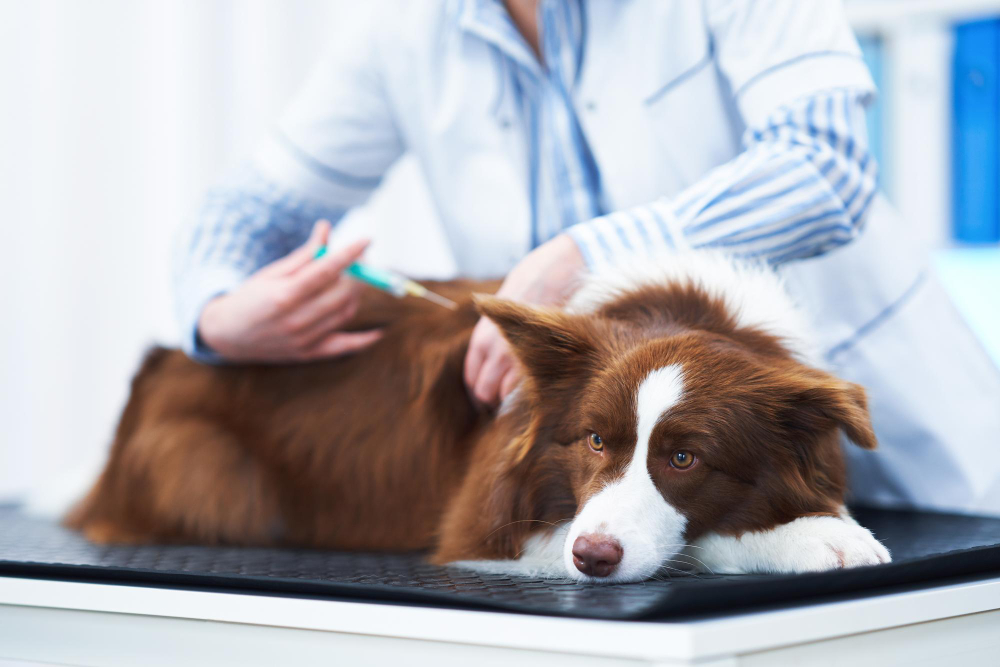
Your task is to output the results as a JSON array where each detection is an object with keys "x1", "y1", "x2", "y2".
[{"x1": 67, "y1": 253, "x2": 890, "y2": 582}]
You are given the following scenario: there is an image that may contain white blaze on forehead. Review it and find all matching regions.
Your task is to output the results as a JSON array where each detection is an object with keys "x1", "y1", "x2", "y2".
[
  {"x1": 635, "y1": 365, "x2": 686, "y2": 467},
  {"x1": 563, "y1": 364, "x2": 689, "y2": 583}
]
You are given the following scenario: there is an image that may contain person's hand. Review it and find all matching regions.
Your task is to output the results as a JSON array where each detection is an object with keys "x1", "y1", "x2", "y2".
[
  {"x1": 464, "y1": 233, "x2": 585, "y2": 408},
  {"x1": 198, "y1": 221, "x2": 382, "y2": 362}
]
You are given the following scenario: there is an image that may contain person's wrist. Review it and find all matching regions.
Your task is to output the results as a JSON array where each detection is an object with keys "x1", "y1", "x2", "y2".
[
  {"x1": 497, "y1": 234, "x2": 582, "y2": 306},
  {"x1": 544, "y1": 233, "x2": 586, "y2": 305},
  {"x1": 197, "y1": 295, "x2": 229, "y2": 354},
  {"x1": 554, "y1": 232, "x2": 584, "y2": 267}
]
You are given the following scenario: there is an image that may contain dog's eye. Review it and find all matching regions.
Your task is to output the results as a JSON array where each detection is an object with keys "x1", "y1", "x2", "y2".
[
  {"x1": 670, "y1": 451, "x2": 695, "y2": 469},
  {"x1": 588, "y1": 433, "x2": 604, "y2": 452}
]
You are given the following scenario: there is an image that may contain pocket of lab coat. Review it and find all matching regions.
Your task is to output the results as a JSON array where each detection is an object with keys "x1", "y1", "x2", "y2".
[
  {"x1": 836, "y1": 273, "x2": 1000, "y2": 516},
  {"x1": 779, "y1": 196, "x2": 924, "y2": 359},
  {"x1": 780, "y1": 197, "x2": 1000, "y2": 516}
]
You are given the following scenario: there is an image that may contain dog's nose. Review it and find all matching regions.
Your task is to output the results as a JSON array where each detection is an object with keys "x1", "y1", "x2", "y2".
[{"x1": 572, "y1": 534, "x2": 623, "y2": 578}]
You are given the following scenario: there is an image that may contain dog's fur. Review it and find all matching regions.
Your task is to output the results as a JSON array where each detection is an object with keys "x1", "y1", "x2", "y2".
[{"x1": 67, "y1": 255, "x2": 889, "y2": 581}]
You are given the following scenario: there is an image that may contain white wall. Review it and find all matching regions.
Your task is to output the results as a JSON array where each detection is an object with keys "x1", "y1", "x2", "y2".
[{"x1": 0, "y1": 0, "x2": 443, "y2": 501}]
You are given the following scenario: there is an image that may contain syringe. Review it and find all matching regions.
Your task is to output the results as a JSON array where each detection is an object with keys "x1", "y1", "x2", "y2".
[{"x1": 314, "y1": 246, "x2": 458, "y2": 310}]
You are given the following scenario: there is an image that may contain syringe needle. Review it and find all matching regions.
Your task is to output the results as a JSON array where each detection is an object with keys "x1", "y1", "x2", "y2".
[{"x1": 418, "y1": 289, "x2": 458, "y2": 310}]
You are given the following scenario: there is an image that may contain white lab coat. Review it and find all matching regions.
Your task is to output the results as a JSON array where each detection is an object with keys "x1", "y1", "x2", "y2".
[
  {"x1": 258, "y1": 0, "x2": 1000, "y2": 515},
  {"x1": 783, "y1": 198, "x2": 1000, "y2": 515}
]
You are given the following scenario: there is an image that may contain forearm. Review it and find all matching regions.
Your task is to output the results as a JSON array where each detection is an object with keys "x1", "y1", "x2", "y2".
[
  {"x1": 172, "y1": 165, "x2": 348, "y2": 361},
  {"x1": 569, "y1": 88, "x2": 877, "y2": 269}
]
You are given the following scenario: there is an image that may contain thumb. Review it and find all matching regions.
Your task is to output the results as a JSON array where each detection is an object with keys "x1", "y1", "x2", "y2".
[{"x1": 268, "y1": 220, "x2": 332, "y2": 275}]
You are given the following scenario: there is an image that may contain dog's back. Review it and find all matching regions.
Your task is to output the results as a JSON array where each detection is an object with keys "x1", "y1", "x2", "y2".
[{"x1": 66, "y1": 280, "x2": 497, "y2": 549}]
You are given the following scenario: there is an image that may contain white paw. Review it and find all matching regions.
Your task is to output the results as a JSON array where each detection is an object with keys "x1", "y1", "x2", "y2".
[
  {"x1": 449, "y1": 559, "x2": 569, "y2": 578},
  {"x1": 775, "y1": 517, "x2": 891, "y2": 572},
  {"x1": 695, "y1": 515, "x2": 891, "y2": 575}
]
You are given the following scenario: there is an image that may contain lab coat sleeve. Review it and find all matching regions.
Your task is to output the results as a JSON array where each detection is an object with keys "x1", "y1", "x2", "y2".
[
  {"x1": 567, "y1": 1, "x2": 877, "y2": 270},
  {"x1": 172, "y1": 7, "x2": 404, "y2": 362},
  {"x1": 569, "y1": 88, "x2": 877, "y2": 270},
  {"x1": 252, "y1": 3, "x2": 405, "y2": 209},
  {"x1": 705, "y1": 0, "x2": 875, "y2": 128}
]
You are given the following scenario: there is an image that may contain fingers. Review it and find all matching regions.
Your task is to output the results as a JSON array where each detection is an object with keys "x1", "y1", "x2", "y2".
[
  {"x1": 473, "y1": 352, "x2": 514, "y2": 408},
  {"x1": 498, "y1": 365, "x2": 522, "y2": 401},
  {"x1": 294, "y1": 286, "x2": 363, "y2": 349},
  {"x1": 466, "y1": 317, "x2": 516, "y2": 408},
  {"x1": 266, "y1": 220, "x2": 332, "y2": 276},
  {"x1": 305, "y1": 329, "x2": 383, "y2": 359},
  {"x1": 286, "y1": 279, "x2": 361, "y2": 339},
  {"x1": 287, "y1": 238, "x2": 369, "y2": 302},
  {"x1": 463, "y1": 318, "x2": 491, "y2": 397}
]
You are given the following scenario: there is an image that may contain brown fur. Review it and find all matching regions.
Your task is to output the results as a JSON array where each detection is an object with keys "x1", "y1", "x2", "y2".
[{"x1": 66, "y1": 276, "x2": 876, "y2": 565}]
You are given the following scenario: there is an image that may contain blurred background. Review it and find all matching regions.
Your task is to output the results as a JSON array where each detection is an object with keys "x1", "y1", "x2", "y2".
[{"x1": 1, "y1": 0, "x2": 998, "y2": 503}]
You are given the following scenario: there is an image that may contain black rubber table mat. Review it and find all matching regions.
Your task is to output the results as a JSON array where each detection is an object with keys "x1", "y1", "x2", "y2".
[{"x1": 2, "y1": 506, "x2": 999, "y2": 619}]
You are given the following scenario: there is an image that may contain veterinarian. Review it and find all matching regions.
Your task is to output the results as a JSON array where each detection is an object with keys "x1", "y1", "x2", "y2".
[{"x1": 175, "y1": 1, "x2": 1000, "y2": 515}]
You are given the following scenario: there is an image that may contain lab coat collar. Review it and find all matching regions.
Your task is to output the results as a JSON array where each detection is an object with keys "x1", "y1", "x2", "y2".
[{"x1": 457, "y1": 0, "x2": 541, "y2": 78}]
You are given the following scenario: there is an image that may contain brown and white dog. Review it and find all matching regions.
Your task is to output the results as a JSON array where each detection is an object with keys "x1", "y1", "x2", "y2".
[{"x1": 67, "y1": 254, "x2": 890, "y2": 582}]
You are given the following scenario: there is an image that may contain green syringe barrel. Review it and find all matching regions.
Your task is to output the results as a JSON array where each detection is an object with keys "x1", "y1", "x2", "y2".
[
  {"x1": 313, "y1": 246, "x2": 407, "y2": 297},
  {"x1": 344, "y1": 262, "x2": 408, "y2": 297}
]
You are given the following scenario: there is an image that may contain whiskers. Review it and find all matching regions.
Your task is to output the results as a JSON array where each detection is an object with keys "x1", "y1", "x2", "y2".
[
  {"x1": 661, "y1": 544, "x2": 715, "y2": 576},
  {"x1": 482, "y1": 518, "x2": 561, "y2": 544}
]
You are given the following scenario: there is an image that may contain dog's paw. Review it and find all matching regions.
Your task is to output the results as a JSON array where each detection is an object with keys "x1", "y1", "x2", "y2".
[
  {"x1": 449, "y1": 559, "x2": 569, "y2": 579},
  {"x1": 774, "y1": 516, "x2": 891, "y2": 572},
  {"x1": 694, "y1": 515, "x2": 891, "y2": 575}
]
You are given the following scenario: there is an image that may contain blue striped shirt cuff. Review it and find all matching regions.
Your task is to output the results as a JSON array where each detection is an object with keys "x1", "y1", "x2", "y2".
[
  {"x1": 175, "y1": 265, "x2": 247, "y2": 363},
  {"x1": 567, "y1": 201, "x2": 682, "y2": 271}
]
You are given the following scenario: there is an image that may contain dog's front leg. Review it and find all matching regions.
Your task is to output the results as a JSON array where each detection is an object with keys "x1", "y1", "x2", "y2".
[
  {"x1": 689, "y1": 510, "x2": 891, "y2": 575},
  {"x1": 450, "y1": 523, "x2": 572, "y2": 579}
]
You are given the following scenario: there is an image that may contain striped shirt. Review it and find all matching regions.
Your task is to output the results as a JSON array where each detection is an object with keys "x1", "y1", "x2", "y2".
[{"x1": 175, "y1": 0, "x2": 876, "y2": 360}]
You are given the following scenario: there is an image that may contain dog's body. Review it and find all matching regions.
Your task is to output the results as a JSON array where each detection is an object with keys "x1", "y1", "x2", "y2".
[{"x1": 68, "y1": 255, "x2": 889, "y2": 581}]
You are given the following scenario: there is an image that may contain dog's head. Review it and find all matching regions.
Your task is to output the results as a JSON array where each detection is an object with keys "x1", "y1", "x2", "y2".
[{"x1": 476, "y1": 290, "x2": 876, "y2": 583}]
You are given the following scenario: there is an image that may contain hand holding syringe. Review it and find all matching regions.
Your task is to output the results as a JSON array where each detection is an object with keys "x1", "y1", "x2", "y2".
[
  {"x1": 197, "y1": 223, "x2": 384, "y2": 362},
  {"x1": 196, "y1": 221, "x2": 455, "y2": 364}
]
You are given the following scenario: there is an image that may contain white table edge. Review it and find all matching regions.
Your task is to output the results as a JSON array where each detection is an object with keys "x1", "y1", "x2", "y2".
[{"x1": 1, "y1": 574, "x2": 999, "y2": 662}]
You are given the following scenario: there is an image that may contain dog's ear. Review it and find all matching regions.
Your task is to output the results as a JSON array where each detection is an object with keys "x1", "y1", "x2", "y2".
[
  {"x1": 473, "y1": 294, "x2": 599, "y2": 382},
  {"x1": 781, "y1": 370, "x2": 878, "y2": 450},
  {"x1": 474, "y1": 294, "x2": 602, "y2": 454}
]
